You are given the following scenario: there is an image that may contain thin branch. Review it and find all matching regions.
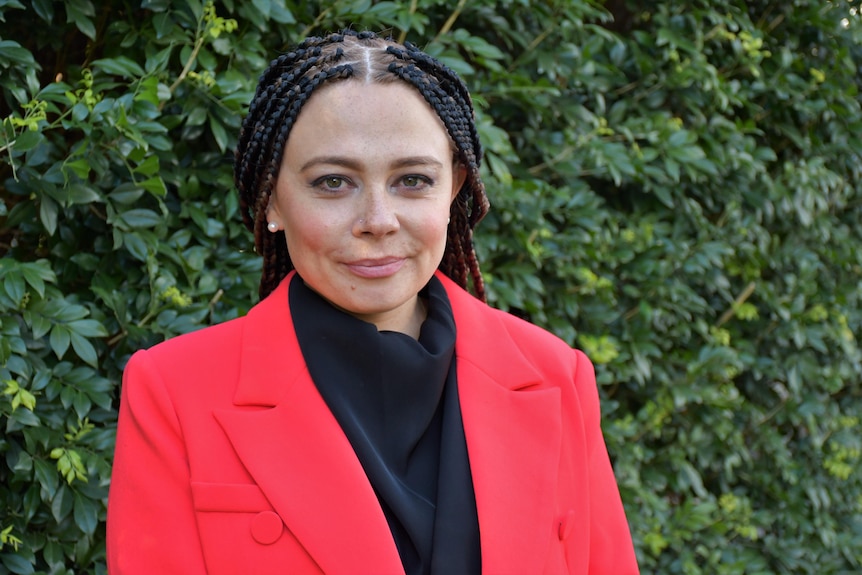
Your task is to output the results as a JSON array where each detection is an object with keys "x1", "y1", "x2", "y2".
[
  {"x1": 507, "y1": 26, "x2": 554, "y2": 73},
  {"x1": 398, "y1": 0, "x2": 418, "y2": 45},
  {"x1": 88, "y1": 204, "x2": 106, "y2": 220},
  {"x1": 162, "y1": 6, "x2": 209, "y2": 109},
  {"x1": 432, "y1": 0, "x2": 468, "y2": 44},
  {"x1": 166, "y1": 36, "x2": 205, "y2": 98},
  {"x1": 106, "y1": 330, "x2": 127, "y2": 347},
  {"x1": 300, "y1": 6, "x2": 334, "y2": 38},
  {"x1": 715, "y1": 281, "x2": 757, "y2": 328}
]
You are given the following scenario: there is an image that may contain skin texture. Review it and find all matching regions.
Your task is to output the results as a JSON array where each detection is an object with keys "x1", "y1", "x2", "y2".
[{"x1": 267, "y1": 81, "x2": 466, "y2": 338}]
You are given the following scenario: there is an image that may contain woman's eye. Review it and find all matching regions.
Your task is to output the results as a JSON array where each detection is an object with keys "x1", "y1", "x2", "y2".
[
  {"x1": 400, "y1": 175, "x2": 431, "y2": 189},
  {"x1": 311, "y1": 176, "x2": 348, "y2": 191}
]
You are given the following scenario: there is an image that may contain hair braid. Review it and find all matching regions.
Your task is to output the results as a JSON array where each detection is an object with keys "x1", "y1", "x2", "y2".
[{"x1": 234, "y1": 30, "x2": 489, "y2": 301}]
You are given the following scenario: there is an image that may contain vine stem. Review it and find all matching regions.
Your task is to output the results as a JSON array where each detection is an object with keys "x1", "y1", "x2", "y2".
[
  {"x1": 398, "y1": 0, "x2": 419, "y2": 45},
  {"x1": 300, "y1": 6, "x2": 333, "y2": 38},
  {"x1": 162, "y1": 6, "x2": 209, "y2": 110},
  {"x1": 715, "y1": 282, "x2": 757, "y2": 328},
  {"x1": 166, "y1": 36, "x2": 205, "y2": 99},
  {"x1": 432, "y1": 0, "x2": 467, "y2": 44}
]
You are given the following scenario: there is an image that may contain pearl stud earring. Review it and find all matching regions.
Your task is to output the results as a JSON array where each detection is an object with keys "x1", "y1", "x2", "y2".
[{"x1": 267, "y1": 222, "x2": 278, "y2": 232}]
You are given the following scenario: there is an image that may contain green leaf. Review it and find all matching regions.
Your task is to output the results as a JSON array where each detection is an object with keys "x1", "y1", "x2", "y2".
[
  {"x1": 269, "y1": 0, "x2": 295, "y2": 23},
  {"x1": 209, "y1": 116, "x2": 228, "y2": 152},
  {"x1": 10, "y1": 128, "x2": 41, "y2": 152},
  {"x1": 12, "y1": 449, "x2": 32, "y2": 473},
  {"x1": 50, "y1": 485, "x2": 73, "y2": 523},
  {"x1": 19, "y1": 270, "x2": 45, "y2": 298},
  {"x1": 251, "y1": 0, "x2": 271, "y2": 17},
  {"x1": 668, "y1": 145, "x2": 706, "y2": 164},
  {"x1": 34, "y1": 459, "x2": 59, "y2": 499},
  {"x1": 39, "y1": 194, "x2": 59, "y2": 235},
  {"x1": 65, "y1": 0, "x2": 96, "y2": 40},
  {"x1": 0, "y1": 40, "x2": 36, "y2": 66},
  {"x1": 133, "y1": 154, "x2": 159, "y2": 176},
  {"x1": 72, "y1": 388, "x2": 92, "y2": 418},
  {"x1": 8, "y1": 407, "x2": 40, "y2": 427},
  {"x1": 69, "y1": 331, "x2": 98, "y2": 366},
  {"x1": 679, "y1": 461, "x2": 708, "y2": 498},
  {"x1": 651, "y1": 185, "x2": 675, "y2": 208},
  {"x1": 92, "y1": 56, "x2": 145, "y2": 79},
  {"x1": 456, "y1": 30, "x2": 506, "y2": 61},
  {"x1": 31, "y1": 0, "x2": 53, "y2": 21},
  {"x1": 151, "y1": 11, "x2": 174, "y2": 38},
  {"x1": 66, "y1": 183, "x2": 101, "y2": 205},
  {"x1": 141, "y1": 0, "x2": 170, "y2": 11},
  {"x1": 67, "y1": 319, "x2": 108, "y2": 338},
  {"x1": 27, "y1": 311, "x2": 51, "y2": 339},
  {"x1": 123, "y1": 232, "x2": 150, "y2": 261},
  {"x1": 667, "y1": 129, "x2": 691, "y2": 148},
  {"x1": 49, "y1": 325, "x2": 71, "y2": 359},
  {"x1": 2, "y1": 270, "x2": 25, "y2": 305},
  {"x1": 118, "y1": 208, "x2": 162, "y2": 229},
  {"x1": 0, "y1": 553, "x2": 35, "y2": 575},
  {"x1": 110, "y1": 183, "x2": 147, "y2": 204},
  {"x1": 73, "y1": 491, "x2": 99, "y2": 535},
  {"x1": 64, "y1": 159, "x2": 91, "y2": 180},
  {"x1": 139, "y1": 176, "x2": 167, "y2": 197}
]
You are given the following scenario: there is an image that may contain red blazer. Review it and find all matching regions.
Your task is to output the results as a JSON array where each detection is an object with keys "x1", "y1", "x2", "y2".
[{"x1": 107, "y1": 271, "x2": 638, "y2": 574}]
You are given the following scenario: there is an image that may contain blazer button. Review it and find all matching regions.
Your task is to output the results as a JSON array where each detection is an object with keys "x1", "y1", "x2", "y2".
[{"x1": 251, "y1": 511, "x2": 284, "y2": 545}]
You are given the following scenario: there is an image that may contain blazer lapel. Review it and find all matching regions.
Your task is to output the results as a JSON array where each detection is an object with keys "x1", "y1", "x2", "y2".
[
  {"x1": 441, "y1": 273, "x2": 562, "y2": 574},
  {"x1": 213, "y1": 274, "x2": 404, "y2": 575}
]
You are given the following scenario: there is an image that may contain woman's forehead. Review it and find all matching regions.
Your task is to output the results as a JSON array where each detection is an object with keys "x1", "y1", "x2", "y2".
[
  {"x1": 293, "y1": 81, "x2": 450, "y2": 136},
  {"x1": 284, "y1": 81, "x2": 454, "y2": 163}
]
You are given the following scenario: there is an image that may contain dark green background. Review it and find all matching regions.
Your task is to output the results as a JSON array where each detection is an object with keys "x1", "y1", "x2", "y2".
[{"x1": 1, "y1": 1, "x2": 860, "y2": 573}]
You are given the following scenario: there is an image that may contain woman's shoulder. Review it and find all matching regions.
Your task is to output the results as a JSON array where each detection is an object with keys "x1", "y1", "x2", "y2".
[
  {"x1": 440, "y1": 276, "x2": 569, "y2": 344},
  {"x1": 140, "y1": 279, "x2": 291, "y2": 366},
  {"x1": 142, "y1": 314, "x2": 247, "y2": 366},
  {"x1": 475, "y1": 299, "x2": 587, "y2": 373},
  {"x1": 123, "y1": 280, "x2": 294, "y2": 399},
  {"x1": 440, "y1": 274, "x2": 585, "y2": 372}
]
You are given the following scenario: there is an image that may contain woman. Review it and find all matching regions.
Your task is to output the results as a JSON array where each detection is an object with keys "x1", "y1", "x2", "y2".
[{"x1": 107, "y1": 30, "x2": 639, "y2": 574}]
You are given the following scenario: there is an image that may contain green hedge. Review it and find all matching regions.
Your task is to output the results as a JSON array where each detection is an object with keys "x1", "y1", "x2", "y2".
[{"x1": 1, "y1": 1, "x2": 860, "y2": 573}]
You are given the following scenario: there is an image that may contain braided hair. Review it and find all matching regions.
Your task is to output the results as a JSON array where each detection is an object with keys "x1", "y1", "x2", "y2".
[{"x1": 234, "y1": 30, "x2": 489, "y2": 301}]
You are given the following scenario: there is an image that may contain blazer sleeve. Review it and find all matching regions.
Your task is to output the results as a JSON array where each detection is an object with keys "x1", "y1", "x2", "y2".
[
  {"x1": 573, "y1": 349, "x2": 640, "y2": 574},
  {"x1": 107, "y1": 350, "x2": 207, "y2": 574}
]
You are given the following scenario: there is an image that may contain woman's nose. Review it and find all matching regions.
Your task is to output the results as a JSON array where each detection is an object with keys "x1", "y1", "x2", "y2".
[{"x1": 353, "y1": 187, "x2": 400, "y2": 236}]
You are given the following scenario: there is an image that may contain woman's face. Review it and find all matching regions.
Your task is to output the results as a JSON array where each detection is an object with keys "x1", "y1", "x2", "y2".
[{"x1": 269, "y1": 81, "x2": 465, "y2": 335}]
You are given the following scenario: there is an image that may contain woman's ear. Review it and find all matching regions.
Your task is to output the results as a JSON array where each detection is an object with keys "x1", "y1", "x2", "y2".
[{"x1": 265, "y1": 195, "x2": 282, "y2": 230}]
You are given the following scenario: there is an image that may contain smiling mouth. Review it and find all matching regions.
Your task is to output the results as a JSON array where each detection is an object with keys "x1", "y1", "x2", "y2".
[{"x1": 345, "y1": 258, "x2": 405, "y2": 279}]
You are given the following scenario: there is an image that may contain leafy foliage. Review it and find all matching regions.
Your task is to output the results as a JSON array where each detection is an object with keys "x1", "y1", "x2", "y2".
[{"x1": 1, "y1": 1, "x2": 860, "y2": 573}]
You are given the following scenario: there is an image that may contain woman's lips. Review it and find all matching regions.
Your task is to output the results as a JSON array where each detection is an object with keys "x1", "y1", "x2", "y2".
[{"x1": 345, "y1": 258, "x2": 405, "y2": 278}]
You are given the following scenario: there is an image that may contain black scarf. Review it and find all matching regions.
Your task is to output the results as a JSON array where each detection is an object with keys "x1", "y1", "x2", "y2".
[{"x1": 290, "y1": 275, "x2": 481, "y2": 575}]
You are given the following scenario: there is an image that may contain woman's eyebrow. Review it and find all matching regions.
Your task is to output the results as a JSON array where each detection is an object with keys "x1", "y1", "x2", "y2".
[
  {"x1": 300, "y1": 156, "x2": 444, "y2": 172},
  {"x1": 300, "y1": 156, "x2": 361, "y2": 172},
  {"x1": 390, "y1": 156, "x2": 444, "y2": 169}
]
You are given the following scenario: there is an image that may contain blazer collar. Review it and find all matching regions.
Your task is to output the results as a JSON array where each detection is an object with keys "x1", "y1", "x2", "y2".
[
  {"x1": 217, "y1": 272, "x2": 562, "y2": 574},
  {"x1": 439, "y1": 272, "x2": 562, "y2": 573}
]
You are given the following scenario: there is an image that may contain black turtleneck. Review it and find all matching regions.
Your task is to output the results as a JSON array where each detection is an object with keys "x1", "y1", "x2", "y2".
[{"x1": 290, "y1": 275, "x2": 481, "y2": 575}]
